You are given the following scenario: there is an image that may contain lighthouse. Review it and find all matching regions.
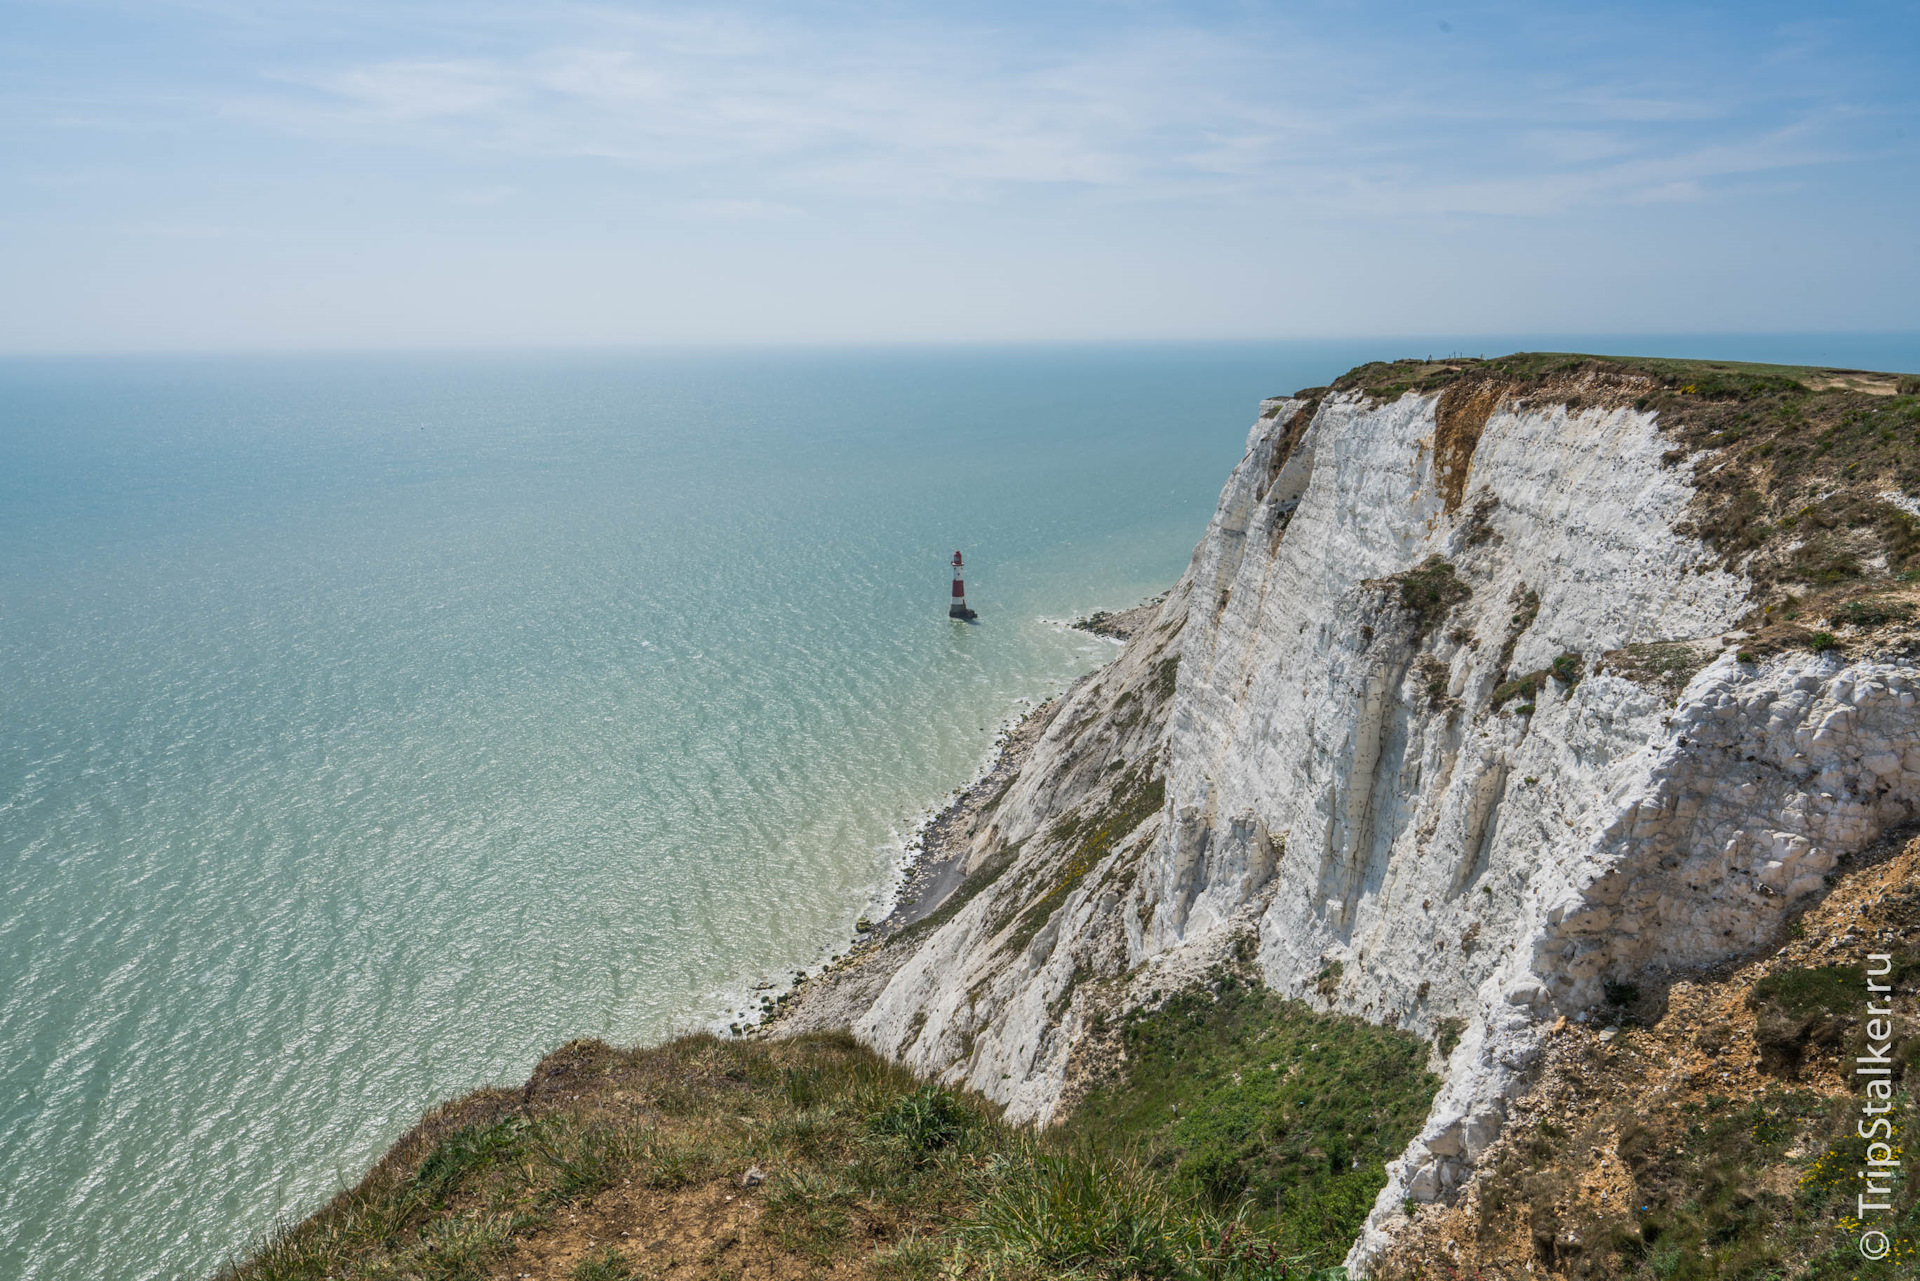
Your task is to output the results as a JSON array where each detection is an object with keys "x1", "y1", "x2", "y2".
[{"x1": 949, "y1": 551, "x2": 977, "y2": 620}]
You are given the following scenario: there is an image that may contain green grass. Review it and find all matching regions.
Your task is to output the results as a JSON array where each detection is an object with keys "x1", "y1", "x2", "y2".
[
  {"x1": 963, "y1": 1146, "x2": 1344, "y2": 1281},
  {"x1": 1621, "y1": 1089, "x2": 1919, "y2": 1280},
  {"x1": 1748, "y1": 960, "x2": 1920, "y2": 1080},
  {"x1": 1748, "y1": 964, "x2": 1862, "y2": 1021},
  {"x1": 1490, "y1": 670, "x2": 1545, "y2": 711},
  {"x1": 1475, "y1": 1087, "x2": 1877, "y2": 1280},
  {"x1": 1489, "y1": 653, "x2": 1582, "y2": 714},
  {"x1": 1451, "y1": 936, "x2": 1920, "y2": 1280},
  {"x1": 1332, "y1": 352, "x2": 1920, "y2": 625},
  {"x1": 1004, "y1": 768, "x2": 1166, "y2": 956},
  {"x1": 1598, "y1": 641, "x2": 1714, "y2": 694},
  {"x1": 227, "y1": 1017, "x2": 1373, "y2": 1281},
  {"x1": 1383, "y1": 557, "x2": 1470, "y2": 640},
  {"x1": 1829, "y1": 596, "x2": 1916, "y2": 628},
  {"x1": 1155, "y1": 655, "x2": 1182, "y2": 700},
  {"x1": 572, "y1": 1246, "x2": 638, "y2": 1280},
  {"x1": 1321, "y1": 352, "x2": 1904, "y2": 405},
  {"x1": 1066, "y1": 961, "x2": 1440, "y2": 1270},
  {"x1": 867, "y1": 1083, "x2": 974, "y2": 1156}
]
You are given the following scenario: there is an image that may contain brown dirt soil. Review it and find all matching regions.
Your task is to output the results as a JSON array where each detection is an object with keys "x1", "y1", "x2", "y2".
[
  {"x1": 1435, "y1": 381, "x2": 1505, "y2": 513},
  {"x1": 1369, "y1": 833, "x2": 1920, "y2": 1280},
  {"x1": 494, "y1": 1181, "x2": 846, "y2": 1281},
  {"x1": 223, "y1": 1032, "x2": 989, "y2": 1281}
]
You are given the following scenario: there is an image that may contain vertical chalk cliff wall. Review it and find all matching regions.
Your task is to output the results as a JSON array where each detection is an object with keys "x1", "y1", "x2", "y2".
[{"x1": 787, "y1": 366, "x2": 1920, "y2": 1270}]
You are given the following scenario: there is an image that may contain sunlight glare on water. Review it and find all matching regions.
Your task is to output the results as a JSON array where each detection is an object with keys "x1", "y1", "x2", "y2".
[{"x1": 0, "y1": 344, "x2": 1297, "y2": 1280}]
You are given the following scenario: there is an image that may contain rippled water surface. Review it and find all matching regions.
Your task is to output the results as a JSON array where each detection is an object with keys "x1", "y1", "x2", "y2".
[
  {"x1": 8, "y1": 337, "x2": 1916, "y2": 1280},
  {"x1": 0, "y1": 344, "x2": 1336, "y2": 1280}
]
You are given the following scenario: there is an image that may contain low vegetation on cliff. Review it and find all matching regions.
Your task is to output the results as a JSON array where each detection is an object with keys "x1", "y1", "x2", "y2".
[
  {"x1": 1074, "y1": 953, "x2": 1439, "y2": 1270},
  {"x1": 227, "y1": 978, "x2": 1440, "y2": 1281},
  {"x1": 1325, "y1": 352, "x2": 1920, "y2": 652},
  {"x1": 1374, "y1": 836, "x2": 1920, "y2": 1280}
]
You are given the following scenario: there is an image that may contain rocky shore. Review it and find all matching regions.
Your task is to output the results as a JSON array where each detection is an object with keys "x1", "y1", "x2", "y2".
[{"x1": 753, "y1": 598, "x2": 1165, "y2": 1036}]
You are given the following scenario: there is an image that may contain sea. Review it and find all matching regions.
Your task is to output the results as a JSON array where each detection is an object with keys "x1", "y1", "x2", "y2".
[{"x1": 3, "y1": 337, "x2": 1916, "y2": 1280}]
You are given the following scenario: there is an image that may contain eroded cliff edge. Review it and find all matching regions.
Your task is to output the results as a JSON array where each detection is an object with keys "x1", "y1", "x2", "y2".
[{"x1": 780, "y1": 354, "x2": 1920, "y2": 1271}]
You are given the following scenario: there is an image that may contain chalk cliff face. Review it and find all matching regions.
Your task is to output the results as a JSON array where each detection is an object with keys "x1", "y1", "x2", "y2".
[{"x1": 791, "y1": 361, "x2": 1920, "y2": 1270}]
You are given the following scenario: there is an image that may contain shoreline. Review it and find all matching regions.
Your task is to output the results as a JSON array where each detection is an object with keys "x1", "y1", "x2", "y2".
[
  {"x1": 875, "y1": 592, "x2": 1169, "y2": 935},
  {"x1": 745, "y1": 593, "x2": 1168, "y2": 1034},
  {"x1": 871, "y1": 693, "x2": 1057, "y2": 937},
  {"x1": 734, "y1": 690, "x2": 1063, "y2": 1034}
]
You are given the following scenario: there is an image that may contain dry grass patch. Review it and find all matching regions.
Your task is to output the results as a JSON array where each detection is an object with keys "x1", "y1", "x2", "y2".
[{"x1": 227, "y1": 1020, "x2": 1359, "y2": 1281}]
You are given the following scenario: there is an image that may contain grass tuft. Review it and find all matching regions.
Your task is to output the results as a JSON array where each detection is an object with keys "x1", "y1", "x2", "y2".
[
  {"x1": 571, "y1": 1246, "x2": 637, "y2": 1280},
  {"x1": 1069, "y1": 961, "x2": 1439, "y2": 1269},
  {"x1": 1385, "y1": 557, "x2": 1471, "y2": 640}
]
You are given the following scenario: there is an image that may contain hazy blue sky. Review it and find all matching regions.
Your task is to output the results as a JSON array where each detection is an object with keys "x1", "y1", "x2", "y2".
[{"x1": 4, "y1": 1, "x2": 1916, "y2": 351}]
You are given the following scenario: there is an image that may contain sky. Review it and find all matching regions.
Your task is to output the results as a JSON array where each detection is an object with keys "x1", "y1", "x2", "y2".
[{"x1": 3, "y1": 1, "x2": 1917, "y2": 351}]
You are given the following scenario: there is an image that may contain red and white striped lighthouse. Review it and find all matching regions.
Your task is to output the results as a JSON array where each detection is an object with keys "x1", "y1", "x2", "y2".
[{"x1": 949, "y1": 551, "x2": 977, "y2": 620}]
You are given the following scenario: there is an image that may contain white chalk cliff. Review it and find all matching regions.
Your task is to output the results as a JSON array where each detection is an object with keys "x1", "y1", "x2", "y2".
[{"x1": 790, "y1": 369, "x2": 1920, "y2": 1270}]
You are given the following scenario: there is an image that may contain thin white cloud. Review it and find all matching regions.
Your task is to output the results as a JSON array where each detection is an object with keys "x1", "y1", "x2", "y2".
[
  {"x1": 679, "y1": 197, "x2": 803, "y2": 221},
  {"x1": 224, "y1": 4, "x2": 1864, "y2": 223},
  {"x1": 318, "y1": 59, "x2": 518, "y2": 119}
]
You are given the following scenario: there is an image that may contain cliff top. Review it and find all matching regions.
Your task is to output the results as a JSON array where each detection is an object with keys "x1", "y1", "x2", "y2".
[
  {"x1": 1298, "y1": 352, "x2": 1920, "y2": 638},
  {"x1": 1312, "y1": 352, "x2": 1918, "y2": 405}
]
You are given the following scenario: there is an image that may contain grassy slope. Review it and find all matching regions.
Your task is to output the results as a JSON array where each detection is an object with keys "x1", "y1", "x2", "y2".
[
  {"x1": 224, "y1": 981, "x2": 1440, "y2": 1281},
  {"x1": 1072, "y1": 951, "x2": 1439, "y2": 1269}
]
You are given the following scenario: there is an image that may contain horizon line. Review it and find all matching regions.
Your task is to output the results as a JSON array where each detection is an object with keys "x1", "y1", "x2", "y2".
[{"x1": 4, "y1": 329, "x2": 1920, "y2": 363}]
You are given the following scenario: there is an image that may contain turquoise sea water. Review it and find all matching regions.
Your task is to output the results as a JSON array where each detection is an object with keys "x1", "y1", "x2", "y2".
[{"x1": 4, "y1": 338, "x2": 1917, "y2": 1280}]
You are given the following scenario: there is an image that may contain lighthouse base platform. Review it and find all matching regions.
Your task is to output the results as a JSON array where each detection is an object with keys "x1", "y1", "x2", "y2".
[{"x1": 948, "y1": 606, "x2": 978, "y2": 621}]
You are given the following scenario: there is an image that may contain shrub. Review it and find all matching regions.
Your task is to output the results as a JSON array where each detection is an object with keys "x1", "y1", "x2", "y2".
[
  {"x1": 1388, "y1": 557, "x2": 1471, "y2": 639},
  {"x1": 535, "y1": 1118, "x2": 637, "y2": 1203},
  {"x1": 1490, "y1": 671, "x2": 1544, "y2": 710},
  {"x1": 870, "y1": 1233, "x2": 946, "y2": 1281},
  {"x1": 1748, "y1": 966, "x2": 1861, "y2": 1075},
  {"x1": 1599, "y1": 641, "x2": 1712, "y2": 693},
  {"x1": 1603, "y1": 979, "x2": 1640, "y2": 1008},
  {"x1": 867, "y1": 1085, "x2": 972, "y2": 1155},
  {"x1": 414, "y1": 1118, "x2": 530, "y2": 1201},
  {"x1": 965, "y1": 1146, "x2": 1195, "y2": 1278},
  {"x1": 1829, "y1": 597, "x2": 1914, "y2": 628}
]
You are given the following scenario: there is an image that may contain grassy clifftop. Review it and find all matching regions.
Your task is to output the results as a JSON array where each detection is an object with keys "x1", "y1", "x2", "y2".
[
  {"x1": 225, "y1": 968, "x2": 1437, "y2": 1281},
  {"x1": 1315, "y1": 353, "x2": 1920, "y2": 653}
]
